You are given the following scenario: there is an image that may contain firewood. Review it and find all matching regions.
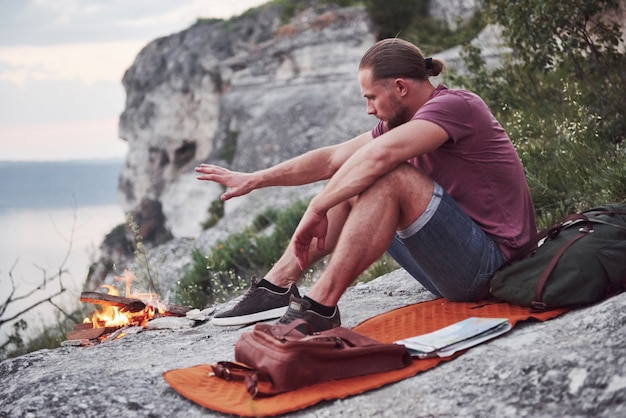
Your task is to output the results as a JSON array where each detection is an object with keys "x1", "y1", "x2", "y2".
[
  {"x1": 102, "y1": 326, "x2": 129, "y2": 343},
  {"x1": 66, "y1": 327, "x2": 106, "y2": 341},
  {"x1": 80, "y1": 292, "x2": 144, "y2": 309},
  {"x1": 161, "y1": 303, "x2": 190, "y2": 317},
  {"x1": 72, "y1": 323, "x2": 95, "y2": 331},
  {"x1": 79, "y1": 292, "x2": 190, "y2": 316}
]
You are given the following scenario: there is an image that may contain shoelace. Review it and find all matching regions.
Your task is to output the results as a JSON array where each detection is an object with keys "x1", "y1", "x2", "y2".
[
  {"x1": 278, "y1": 304, "x2": 306, "y2": 324},
  {"x1": 229, "y1": 283, "x2": 263, "y2": 307}
]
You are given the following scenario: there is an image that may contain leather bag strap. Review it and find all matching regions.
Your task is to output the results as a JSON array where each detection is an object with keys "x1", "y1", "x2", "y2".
[
  {"x1": 531, "y1": 226, "x2": 591, "y2": 311},
  {"x1": 210, "y1": 361, "x2": 274, "y2": 398}
]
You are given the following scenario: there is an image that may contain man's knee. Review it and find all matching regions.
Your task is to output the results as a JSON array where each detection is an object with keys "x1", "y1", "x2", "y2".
[
  {"x1": 372, "y1": 164, "x2": 435, "y2": 228},
  {"x1": 388, "y1": 163, "x2": 432, "y2": 190}
]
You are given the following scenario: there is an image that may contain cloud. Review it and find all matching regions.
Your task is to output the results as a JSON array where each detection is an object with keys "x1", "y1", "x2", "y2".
[
  {"x1": 0, "y1": 78, "x2": 123, "y2": 125},
  {"x1": 0, "y1": 41, "x2": 146, "y2": 84},
  {"x1": 0, "y1": 0, "x2": 269, "y2": 46},
  {"x1": 0, "y1": 118, "x2": 128, "y2": 161},
  {"x1": 0, "y1": 0, "x2": 269, "y2": 161}
]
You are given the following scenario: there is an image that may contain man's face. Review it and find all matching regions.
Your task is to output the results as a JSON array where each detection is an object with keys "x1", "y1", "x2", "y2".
[{"x1": 358, "y1": 68, "x2": 410, "y2": 129}]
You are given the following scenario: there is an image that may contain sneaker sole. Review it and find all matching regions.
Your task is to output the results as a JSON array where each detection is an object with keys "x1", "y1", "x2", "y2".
[{"x1": 211, "y1": 306, "x2": 289, "y2": 327}]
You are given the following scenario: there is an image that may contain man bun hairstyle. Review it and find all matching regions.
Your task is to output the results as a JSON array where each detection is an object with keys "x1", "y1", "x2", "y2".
[{"x1": 359, "y1": 38, "x2": 444, "y2": 81}]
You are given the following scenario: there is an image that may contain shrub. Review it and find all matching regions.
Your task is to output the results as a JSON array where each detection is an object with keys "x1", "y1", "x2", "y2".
[{"x1": 174, "y1": 201, "x2": 309, "y2": 308}]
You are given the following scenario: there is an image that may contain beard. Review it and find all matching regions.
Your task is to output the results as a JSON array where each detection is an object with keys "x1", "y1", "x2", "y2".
[{"x1": 384, "y1": 96, "x2": 413, "y2": 130}]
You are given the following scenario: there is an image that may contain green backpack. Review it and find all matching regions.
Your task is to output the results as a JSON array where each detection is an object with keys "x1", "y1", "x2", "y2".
[{"x1": 490, "y1": 203, "x2": 626, "y2": 311}]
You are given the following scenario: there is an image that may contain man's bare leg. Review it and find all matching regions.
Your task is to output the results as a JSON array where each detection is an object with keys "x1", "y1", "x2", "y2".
[
  {"x1": 263, "y1": 198, "x2": 352, "y2": 288},
  {"x1": 305, "y1": 165, "x2": 434, "y2": 306}
]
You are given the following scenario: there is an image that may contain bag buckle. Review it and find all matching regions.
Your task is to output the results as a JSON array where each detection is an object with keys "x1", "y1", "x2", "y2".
[{"x1": 210, "y1": 363, "x2": 233, "y2": 381}]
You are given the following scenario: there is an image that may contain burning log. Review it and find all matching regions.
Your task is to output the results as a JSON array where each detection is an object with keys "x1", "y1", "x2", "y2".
[
  {"x1": 80, "y1": 292, "x2": 145, "y2": 310},
  {"x1": 79, "y1": 292, "x2": 190, "y2": 317},
  {"x1": 66, "y1": 325, "x2": 121, "y2": 341}
]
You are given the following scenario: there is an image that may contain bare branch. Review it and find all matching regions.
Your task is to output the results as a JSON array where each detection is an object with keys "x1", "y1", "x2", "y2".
[
  {"x1": 1, "y1": 203, "x2": 79, "y2": 333},
  {"x1": 0, "y1": 259, "x2": 20, "y2": 318},
  {"x1": 0, "y1": 285, "x2": 67, "y2": 328},
  {"x1": 48, "y1": 300, "x2": 81, "y2": 324}
]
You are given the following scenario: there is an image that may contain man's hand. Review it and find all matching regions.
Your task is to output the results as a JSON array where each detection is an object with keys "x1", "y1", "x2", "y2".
[
  {"x1": 292, "y1": 209, "x2": 328, "y2": 270},
  {"x1": 195, "y1": 164, "x2": 254, "y2": 201}
]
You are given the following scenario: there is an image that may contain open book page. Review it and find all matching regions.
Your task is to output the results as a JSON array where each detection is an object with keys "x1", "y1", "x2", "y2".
[{"x1": 394, "y1": 317, "x2": 512, "y2": 358}]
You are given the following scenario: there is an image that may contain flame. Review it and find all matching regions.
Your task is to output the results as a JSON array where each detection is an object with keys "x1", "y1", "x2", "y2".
[{"x1": 83, "y1": 270, "x2": 165, "y2": 329}]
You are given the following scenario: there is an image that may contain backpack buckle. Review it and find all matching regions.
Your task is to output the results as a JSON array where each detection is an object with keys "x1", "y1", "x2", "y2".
[{"x1": 531, "y1": 301, "x2": 548, "y2": 311}]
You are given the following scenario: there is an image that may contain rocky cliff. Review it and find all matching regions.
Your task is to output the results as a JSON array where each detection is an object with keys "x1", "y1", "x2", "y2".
[
  {"x1": 86, "y1": 2, "x2": 380, "y2": 291},
  {"x1": 118, "y1": 3, "x2": 375, "y2": 239}
]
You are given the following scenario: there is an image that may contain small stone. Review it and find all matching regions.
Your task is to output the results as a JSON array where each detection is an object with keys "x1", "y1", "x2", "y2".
[
  {"x1": 186, "y1": 307, "x2": 215, "y2": 321},
  {"x1": 62, "y1": 339, "x2": 93, "y2": 347}
]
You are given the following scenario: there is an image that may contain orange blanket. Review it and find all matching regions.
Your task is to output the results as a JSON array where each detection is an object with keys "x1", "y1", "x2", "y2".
[{"x1": 163, "y1": 299, "x2": 566, "y2": 417}]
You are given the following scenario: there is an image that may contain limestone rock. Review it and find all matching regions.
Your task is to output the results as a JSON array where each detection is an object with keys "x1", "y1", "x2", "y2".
[
  {"x1": 430, "y1": 0, "x2": 480, "y2": 30},
  {"x1": 185, "y1": 307, "x2": 216, "y2": 322},
  {"x1": 117, "y1": 4, "x2": 376, "y2": 239}
]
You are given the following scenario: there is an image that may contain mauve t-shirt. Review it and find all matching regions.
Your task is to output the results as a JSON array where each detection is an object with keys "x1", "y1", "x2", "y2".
[{"x1": 372, "y1": 84, "x2": 536, "y2": 260}]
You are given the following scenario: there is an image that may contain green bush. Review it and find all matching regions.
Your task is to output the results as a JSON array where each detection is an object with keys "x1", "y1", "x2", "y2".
[
  {"x1": 0, "y1": 304, "x2": 92, "y2": 361},
  {"x1": 202, "y1": 198, "x2": 225, "y2": 229},
  {"x1": 175, "y1": 201, "x2": 309, "y2": 308}
]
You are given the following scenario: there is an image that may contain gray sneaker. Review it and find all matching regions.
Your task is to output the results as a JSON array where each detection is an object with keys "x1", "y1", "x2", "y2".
[
  {"x1": 278, "y1": 295, "x2": 341, "y2": 333},
  {"x1": 211, "y1": 276, "x2": 300, "y2": 326}
]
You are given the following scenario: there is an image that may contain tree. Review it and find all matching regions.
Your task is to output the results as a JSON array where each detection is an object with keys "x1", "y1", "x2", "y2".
[
  {"x1": 485, "y1": 0, "x2": 626, "y2": 143},
  {"x1": 364, "y1": 0, "x2": 428, "y2": 39}
]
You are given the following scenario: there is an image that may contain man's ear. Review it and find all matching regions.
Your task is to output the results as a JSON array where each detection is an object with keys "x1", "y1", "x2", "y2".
[{"x1": 394, "y1": 78, "x2": 409, "y2": 96}]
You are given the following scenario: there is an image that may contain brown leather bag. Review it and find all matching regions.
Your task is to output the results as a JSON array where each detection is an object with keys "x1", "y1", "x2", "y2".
[{"x1": 211, "y1": 319, "x2": 411, "y2": 397}]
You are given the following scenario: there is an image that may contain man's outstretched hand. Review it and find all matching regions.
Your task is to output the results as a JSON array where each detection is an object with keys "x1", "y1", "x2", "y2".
[
  {"x1": 195, "y1": 164, "x2": 254, "y2": 201},
  {"x1": 292, "y1": 209, "x2": 328, "y2": 270}
]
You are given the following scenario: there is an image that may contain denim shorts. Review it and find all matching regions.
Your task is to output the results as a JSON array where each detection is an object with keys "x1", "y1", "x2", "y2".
[{"x1": 387, "y1": 183, "x2": 504, "y2": 302}]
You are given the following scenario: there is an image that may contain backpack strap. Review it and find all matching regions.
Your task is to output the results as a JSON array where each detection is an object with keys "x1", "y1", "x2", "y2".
[
  {"x1": 530, "y1": 223, "x2": 593, "y2": 311},
  {"x1": 501, "y1": 213, "x2": 590, "y2": 268}
]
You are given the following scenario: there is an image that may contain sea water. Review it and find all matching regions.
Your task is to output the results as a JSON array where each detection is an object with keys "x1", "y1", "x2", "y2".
[{"x1": 0, "y1": 160, "x2": 125, "y2": 344}]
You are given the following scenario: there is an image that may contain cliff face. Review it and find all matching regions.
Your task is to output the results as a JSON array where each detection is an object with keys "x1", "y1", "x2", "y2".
[{"x1": 117, "y1": 4, "x2": 375, "y2": 240}]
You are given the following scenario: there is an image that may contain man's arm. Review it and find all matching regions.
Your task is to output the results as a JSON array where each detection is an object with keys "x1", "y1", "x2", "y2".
[
  {"x1": 292, "y1": 119, "x2": 449, "y2": 268},
  {"x1": 195, "y1": 132, "x2": 373, "y2": 201},
  {"x1": 309, "y1": 119, "x2": 448, "y2": 214}
]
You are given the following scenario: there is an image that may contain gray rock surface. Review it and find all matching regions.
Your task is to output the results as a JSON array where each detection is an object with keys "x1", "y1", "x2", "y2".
[
  {"x1": 117, "y1": 3, "x2": 376, "y2": 238},
  {"x1": 430, "y1": 0, "x2": 480, "y2": 30},
  {"x1": 1, "y1": 270, "x2": 625, "y2": 417}
]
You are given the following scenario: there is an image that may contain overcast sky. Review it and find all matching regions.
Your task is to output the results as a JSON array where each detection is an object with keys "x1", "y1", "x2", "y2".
[{"x1": 0, "y1": 0, "x2": 267, "y2": 161}]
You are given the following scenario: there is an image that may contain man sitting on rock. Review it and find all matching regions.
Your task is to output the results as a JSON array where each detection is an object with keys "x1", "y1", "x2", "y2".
[{"x1": 195, "y1": 38, "x2": 536, "y2": 332}]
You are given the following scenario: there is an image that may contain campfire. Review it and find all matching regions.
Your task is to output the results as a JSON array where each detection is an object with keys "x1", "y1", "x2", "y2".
[{"x1": 66, "y1": 270, "x2": 190, "y2": 344}]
